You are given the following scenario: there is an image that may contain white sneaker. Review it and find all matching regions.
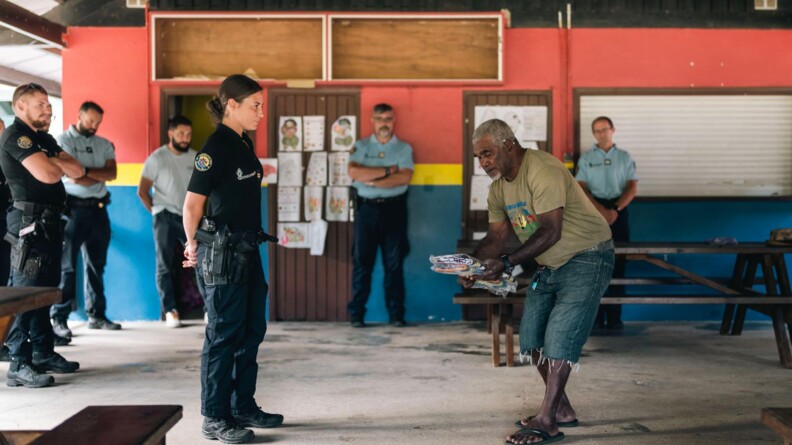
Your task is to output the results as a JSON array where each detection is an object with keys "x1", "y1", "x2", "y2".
[
  {"x1": 165, "y1": 310, "x2": 182, "y2": 328},
  {"x1": 204, "y1": 312, "x2": 209, "y2": 324}
]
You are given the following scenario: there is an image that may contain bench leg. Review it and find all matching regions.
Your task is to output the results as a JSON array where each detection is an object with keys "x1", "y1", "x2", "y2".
[
  {"x1": 771, "y1": 306, "x2": 792, "y2": 369},
  {"x1": 0, "y1": 315, "x2": 12, "y2": 345},
  {"x1": 720, "y1": 305, "x2": 735, "y2": 336},
  {"x1": 504, "y1": 304, "x2": 515, "y2": 367},
  {"x1": 491, "y1": 304, "x2": 501, "y2": 367},
  {"x1": 732, "y1": 256, "x2": 760, "y2": 336},
  {"x1": 722, "y1": 254, "x2": 748, "y2": 335}
]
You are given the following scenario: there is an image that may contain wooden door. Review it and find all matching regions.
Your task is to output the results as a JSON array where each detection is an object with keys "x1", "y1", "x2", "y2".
[{"x1": 268, "y1": 89, "x2": 360, "y2": 321}]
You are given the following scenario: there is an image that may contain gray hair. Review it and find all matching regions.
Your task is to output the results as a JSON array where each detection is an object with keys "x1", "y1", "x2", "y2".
[{"x1": 472, "y1": 119, "x2": 517, "y2": 149}]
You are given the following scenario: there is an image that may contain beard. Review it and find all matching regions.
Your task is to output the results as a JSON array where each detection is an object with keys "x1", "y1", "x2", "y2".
[
  {"x1": 27, "y1": 111, "x2": 47, "y2": 129},
  {"x1": 171, "y1": 139, "x2": 190, "y2": 152},
  {"x1": 77, "y1": 123, "x2": 96, "y2": 137},
  {"x1": 377, "y1": 127, "x2": 392, "y2": 138}
]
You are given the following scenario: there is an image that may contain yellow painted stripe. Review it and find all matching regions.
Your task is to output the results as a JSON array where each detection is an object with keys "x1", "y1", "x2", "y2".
[
  {"x1": 109, "y1": 163, "x2": 463, "y2": 186},
  {"x1": 410, "y1": 164, "x2": 463, "y2": 186},
  {"x1": 109, "y1": 163, "x2": 144, "y2": 186}
]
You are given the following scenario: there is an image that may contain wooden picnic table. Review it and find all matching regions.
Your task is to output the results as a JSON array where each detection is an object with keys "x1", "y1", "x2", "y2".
[
  {"x1": 454, "y1": 241, "x2": 792, "y2": 368},
  {"x1": 0, "y1": 287, "x2": 61, "y2": 347}
]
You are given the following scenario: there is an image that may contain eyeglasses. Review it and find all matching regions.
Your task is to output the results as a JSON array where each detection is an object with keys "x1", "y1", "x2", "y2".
[{"x1": 373, "y1": 116, "x2": 394, "y2": 123}]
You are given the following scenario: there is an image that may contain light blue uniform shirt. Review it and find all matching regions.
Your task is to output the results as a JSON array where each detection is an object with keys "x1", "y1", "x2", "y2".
[
  {"x1": 350, "y1": 134, "x2": 414, "y2": 199},
  {"x1": 575, "y1": 144, "x2": 637, "y2": 200},
  {"x1": 58, "y1": 125, "x2": 115, "y2": 199}
]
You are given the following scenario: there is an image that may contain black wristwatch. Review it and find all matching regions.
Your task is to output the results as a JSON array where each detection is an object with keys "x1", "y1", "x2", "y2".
[{"x1": 500, "y1": 254, "x2": 514, "y2": 275}]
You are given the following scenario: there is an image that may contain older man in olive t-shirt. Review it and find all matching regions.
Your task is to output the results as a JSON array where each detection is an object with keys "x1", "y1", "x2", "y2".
[{"x1": 461, "y1": 119, "x2": 614, "y2": 445}]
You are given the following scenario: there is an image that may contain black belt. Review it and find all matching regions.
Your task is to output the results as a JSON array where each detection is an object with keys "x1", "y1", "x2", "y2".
[
  {"x1": 67, "y1": 194, "x2": 110, "y2": 209},
  {"x1": 13, "y1": 201, "x2": 64, "y2": 216},
  {"x1": 357, "y1": 194, "x2": 407, "y2": 205}
]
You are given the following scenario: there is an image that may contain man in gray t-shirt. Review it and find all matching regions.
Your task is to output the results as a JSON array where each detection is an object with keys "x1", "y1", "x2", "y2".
[{"x1": 138, "y1": 115, "x2": 205, "y2": 328}]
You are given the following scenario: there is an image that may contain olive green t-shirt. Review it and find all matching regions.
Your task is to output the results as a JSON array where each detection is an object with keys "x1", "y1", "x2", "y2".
[{"x1": 488, "y1": 149, "x2": 612, "y2": 269}]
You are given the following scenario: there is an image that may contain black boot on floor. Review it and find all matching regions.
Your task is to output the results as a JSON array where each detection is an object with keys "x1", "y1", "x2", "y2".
[
  {"x1": 51, "y1": 318, "x2": 73, "y2": 339},
  {"x1": 234, "y1": 407, "x2": 284, "y2": 429},
  {"x1": 32, "y1": 352, "x2": 80, "y2": 374},
  {"x1": 201, "y1": 417, "x2": 254, "y2": 444},
  {"x1": 88, "y1": 316, "x2": 122, "y2": 330},
  {"x1": 6, "y1": 361, "x2": 55, "y2": 388}
]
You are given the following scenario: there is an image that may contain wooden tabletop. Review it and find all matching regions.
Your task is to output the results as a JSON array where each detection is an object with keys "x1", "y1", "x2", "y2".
[
  {"x1": 0, "y1": 287, "x2": 61, "y2": 318},
  {"x1": 456, "y1": 240, "x2": 792, "y2": 255}
]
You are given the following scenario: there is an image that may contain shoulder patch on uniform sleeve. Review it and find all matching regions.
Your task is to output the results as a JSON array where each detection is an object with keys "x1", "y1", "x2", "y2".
[
  {"x1": 195, "y1": 153, "x2": 213, "y2": 171},
  {"x1": 17, "y1": 136, "x2": 33, "y2": 149}
]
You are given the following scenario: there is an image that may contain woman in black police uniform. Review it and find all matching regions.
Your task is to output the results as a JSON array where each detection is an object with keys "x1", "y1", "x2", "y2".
[{"x1": 182, "y1": 74, "x2": 283, "y2": 444}]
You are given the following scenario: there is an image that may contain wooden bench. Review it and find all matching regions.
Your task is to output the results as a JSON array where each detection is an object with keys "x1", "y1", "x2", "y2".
[
  {"x1": 0, "y1": 405, "x2": 183, "y2": 445},
  {"x1": 762, "y1": 408, "x2": 792, "y2": 445},
  {"x1": 0, "y1": 287, "x2": 62, "y2": 348},
  {"x1": 454, "y1": 241, "x2": 792, "y2": 368},
  {"x1": 454, "y1": 292, "x2": 790, "y2": 367}
]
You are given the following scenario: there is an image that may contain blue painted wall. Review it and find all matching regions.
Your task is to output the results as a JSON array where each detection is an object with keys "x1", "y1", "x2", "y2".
[{"x1": 71, "y1": 187, "x2": 790, "y2": 323}]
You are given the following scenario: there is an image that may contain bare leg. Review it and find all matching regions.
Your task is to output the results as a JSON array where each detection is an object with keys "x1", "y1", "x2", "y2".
[
  {"x1": 517, "y1": 350, "x2": 576, "y2": 427},
  {"x1": 508, "y1": 356, "x2": 572, "y2": 444}
]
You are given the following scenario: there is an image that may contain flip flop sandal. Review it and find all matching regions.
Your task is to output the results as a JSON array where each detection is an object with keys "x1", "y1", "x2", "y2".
[
  {"x1": 514, "y1": 417, "x2": 579, "y2": 428},
  {"x1": 506, "y1": 428, "x2": 565, "y2": 444}
]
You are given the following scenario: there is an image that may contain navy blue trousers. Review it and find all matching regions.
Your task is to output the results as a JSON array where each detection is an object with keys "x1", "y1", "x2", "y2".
[
  {"x1": 348, "y1": 195, "x2": 409, "y2": 322},
  {"x1": 52, "y1": 205, "x2": 110, "y2": 321},
  {"x1": 199, "y1": 247, "x2": 268, "y2": 418},
  {"x1": 6, "y1": 207, "x2": 62, "y2": 362}
]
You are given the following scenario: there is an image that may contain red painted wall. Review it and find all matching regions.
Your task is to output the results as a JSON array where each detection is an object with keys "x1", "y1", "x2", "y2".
[
  {"x1": 62, "y1": 27, "x2": 149, "y2": 163},
  {"x1": 62, "y1": 27, "x2": 792, "y2": 165}
]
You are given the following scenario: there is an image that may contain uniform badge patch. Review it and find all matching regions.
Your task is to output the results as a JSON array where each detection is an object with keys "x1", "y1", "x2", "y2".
[
  {"x1": 195, "y1": 153, "x2": 212, "y2": 171},
  {"x1": 17, "y1": 136, "x2": 33, "y2": 149}
]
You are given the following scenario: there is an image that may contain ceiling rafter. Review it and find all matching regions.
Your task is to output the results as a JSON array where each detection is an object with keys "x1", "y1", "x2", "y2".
[{"x1": 0, "y1": 0, "x2": 66, "y2": 49}]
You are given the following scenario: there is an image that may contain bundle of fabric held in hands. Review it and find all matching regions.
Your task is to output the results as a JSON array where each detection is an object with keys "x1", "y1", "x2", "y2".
[{"x1": 430, "y1": 253, "x2": 517, "y2": 297}]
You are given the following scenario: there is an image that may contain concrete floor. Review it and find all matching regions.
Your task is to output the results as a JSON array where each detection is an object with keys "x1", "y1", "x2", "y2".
[{"x1": 0, "y1": 320, "x2": 789, "y2": 445}]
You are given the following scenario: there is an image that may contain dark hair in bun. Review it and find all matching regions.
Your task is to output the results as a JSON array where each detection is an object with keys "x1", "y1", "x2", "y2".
[{"x1": 206, "y1": 74, "x2": 263, "y2": 122}]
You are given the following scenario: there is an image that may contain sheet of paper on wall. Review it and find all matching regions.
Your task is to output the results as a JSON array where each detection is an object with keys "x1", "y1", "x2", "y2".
[
  {"x1": 277, "y1": 152, "x2": 302, "y2": 186},
  {"x1": 328, "y1": 152, "x2": 352, "y2": 186},
  {"x1": 278, "y1": 116, "x2": 303, "y2": 152},
  {"x1": 521, "y1": 107, "x2": 547, "y2": 142},
  {"x1": 277, "y1": 186, "x2": 301, "y2": 222},
  {"x1": 259, "y1": 158, "x2": 278, "y2": 185},
  {"x1": 326, "y1": 186, "x2": 349, "y2": 221},
  {"x1": 277, "y1": 223, "x2": 311, "y2": 248},
  {"x1": 523, "y1": 141, "x2": 539, "y2": 150},
  {"x1": 305, "y1": 152, "x2": 328, "y2": 186},
  {"x1": 473, "y1": 160, "x2": 487, "y2": 176},
  {"x1": 330, "y1": 115, "x2": 356, "y2": 151},
  {"x1": 304, "y1": 186, "x2": 323, "y2": 221},
  {"x1": 469, "y1": 175, "x2": 493, "y2": 211},
  {"x1": 473, "y1": 105, "x2": 548, "y2": 143},
  {"x1": 303, "y1": 115, "x2": 325, "y2": 152},
  {"x1": 309, "y1": 220, "x2": 329, "y2": 256}
]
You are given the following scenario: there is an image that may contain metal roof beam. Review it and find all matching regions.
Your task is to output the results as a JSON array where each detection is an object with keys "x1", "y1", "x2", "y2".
[
  {"x1": 0, "y1": 64, "x2": 61, "y2": 98},
  {"x1": 0, "y1": 0, "x2": 66, "y2": 49}
]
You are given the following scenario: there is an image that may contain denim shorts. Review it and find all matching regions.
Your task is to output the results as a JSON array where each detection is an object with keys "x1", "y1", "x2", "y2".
[{"x1": 519, "y1": 239, "x2": 615, "y2": 365}]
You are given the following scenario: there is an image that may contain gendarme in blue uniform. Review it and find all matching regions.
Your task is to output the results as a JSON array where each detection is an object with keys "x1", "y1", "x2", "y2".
[
  {"x1": 350, "y1": 135, "x2": 414, "y2": 198},
  {"x1": 575, "y1": 144, "x2": 637, "y2": 200},
  {"x1": 187, "y1": 123, "x2": 267, "y2": 419},
  {"x1": 347, "y1": 134, "x2": 414, "y2": 324},
  {"x1": 52, "y1": 124, "x2": 117, "y2": 326}
]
